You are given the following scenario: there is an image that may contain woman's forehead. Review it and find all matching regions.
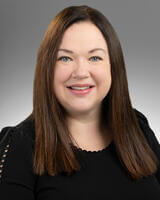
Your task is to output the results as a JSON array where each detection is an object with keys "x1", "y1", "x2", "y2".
[{"x1": 60, "y1": 22, "x2": 107, "y2": 45}]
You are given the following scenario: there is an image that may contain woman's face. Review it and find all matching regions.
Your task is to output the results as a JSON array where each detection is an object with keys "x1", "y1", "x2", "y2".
[{"x1": 53, "y1": 21, "x2": 112, "y2": 117}]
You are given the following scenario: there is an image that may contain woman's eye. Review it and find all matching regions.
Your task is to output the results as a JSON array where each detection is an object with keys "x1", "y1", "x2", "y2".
[
  {"x1": 57, "y1": 56, "x2": 72, "y2": 62},
  {"x1": 90, "y1": 56, "x2": 102, "y2": 61},
  {"x1": 57, "y1": 56, "x2": 102, "y2": 62}
]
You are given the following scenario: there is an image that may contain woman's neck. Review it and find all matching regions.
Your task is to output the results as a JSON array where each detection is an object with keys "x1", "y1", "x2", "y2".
[{"x1": 67, "y1": 115, "x2": 112, "y2": 151}]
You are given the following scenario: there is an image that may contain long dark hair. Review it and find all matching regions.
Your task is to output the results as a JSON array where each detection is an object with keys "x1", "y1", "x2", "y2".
[{"x1": 25, "y1": 5, "x2": 159, "y2": 180}]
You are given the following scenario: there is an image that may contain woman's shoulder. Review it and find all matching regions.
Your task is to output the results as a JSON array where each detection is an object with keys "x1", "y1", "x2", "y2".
[
  {"x1": 133, "y1": 108, "x2": 160, "y2": 183},
  {"x1": 133, "y1": 108, "x2": 160, "y2": 157},
  {"x1": 0, "y1": 117, "x2": 37, "y2": 186},
  {"x1": 133, "y1": 108, "x2": 156, "y2": 138},
  {"x1": 133, "y1": 108, "x2": 155, "y2": 139},
  {"x1": 12, "y1": 116, "x2": 35, "y2": 140},
  {"x1": 133, "y1": 108, "x2": 149, "y2": 125},
  {"x1": 0, "y1": 116, "x2": 35, "y2": 146}
]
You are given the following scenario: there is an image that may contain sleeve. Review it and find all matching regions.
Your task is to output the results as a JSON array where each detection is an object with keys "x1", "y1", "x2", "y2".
[
  {"x1": 0, "y1": 126, "x2": 37, "y2": 199},
  {"x1": 134, "y1": 108, "x2": 160, "y2": 183}
]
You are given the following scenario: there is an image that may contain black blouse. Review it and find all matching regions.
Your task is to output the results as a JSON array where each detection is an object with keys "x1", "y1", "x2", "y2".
[{"x1": 0, "y1": 108, "x2": 160, "y2": 200}]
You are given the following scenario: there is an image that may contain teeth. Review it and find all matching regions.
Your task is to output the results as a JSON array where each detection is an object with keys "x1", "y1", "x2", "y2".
[{"x1": 70, "y1": 86, "x2": 90, "y2": 90}]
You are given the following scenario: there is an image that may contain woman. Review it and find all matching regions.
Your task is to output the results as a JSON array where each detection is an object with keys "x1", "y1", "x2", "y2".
[{"x1": 0, "y1": 5, "x2": 160, "y2": 199}]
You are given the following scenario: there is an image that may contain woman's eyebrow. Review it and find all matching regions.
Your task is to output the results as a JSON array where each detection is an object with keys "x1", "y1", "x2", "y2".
[{"x1": 57, "y1": 48, "x2": 106, "y2": 54}]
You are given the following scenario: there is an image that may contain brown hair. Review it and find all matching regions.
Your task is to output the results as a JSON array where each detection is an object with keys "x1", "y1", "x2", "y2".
[{"x1": 26, "y1": 5, "x2": 159, "y2": 180}]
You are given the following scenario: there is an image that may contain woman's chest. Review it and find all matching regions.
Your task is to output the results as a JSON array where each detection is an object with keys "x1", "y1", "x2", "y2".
[{"x1": 35, "y1": 152, "x2": 160, "y2": 200}]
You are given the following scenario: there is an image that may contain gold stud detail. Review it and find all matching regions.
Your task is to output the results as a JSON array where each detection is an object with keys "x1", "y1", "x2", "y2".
[{"x1": 0, "y1": 132, "x2": 12, "y2": 182}]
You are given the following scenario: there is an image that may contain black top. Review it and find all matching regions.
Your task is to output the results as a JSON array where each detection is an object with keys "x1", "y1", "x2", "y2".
[{"x1": 0, "y1": 108, "x2": 160, "y2": 200}]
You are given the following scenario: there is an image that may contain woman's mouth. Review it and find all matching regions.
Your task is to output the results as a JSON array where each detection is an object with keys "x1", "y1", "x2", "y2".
[{"x1": 66, "y1": 86, "x2": 95, "y2": 96}]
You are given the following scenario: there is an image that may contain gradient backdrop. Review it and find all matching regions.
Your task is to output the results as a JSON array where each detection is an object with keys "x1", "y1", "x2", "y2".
[{"x1": 0, "y1": 0, "x2": 159, "y2": 141}]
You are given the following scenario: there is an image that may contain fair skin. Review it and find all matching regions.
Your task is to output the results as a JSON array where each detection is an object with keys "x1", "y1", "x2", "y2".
[{"x1": 53, "y1": 21, "x2": 112, "y2": 151}]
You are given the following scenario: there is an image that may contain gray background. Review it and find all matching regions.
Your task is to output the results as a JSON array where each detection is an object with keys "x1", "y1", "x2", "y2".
[{"x1": 0, "y1": 0, "x2": 159, "y2": 141}]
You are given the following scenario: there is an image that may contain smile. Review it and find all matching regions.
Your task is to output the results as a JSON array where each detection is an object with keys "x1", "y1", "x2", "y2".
[{"x1": 66, "y1": 86, "x2": 95, "y2": 96}]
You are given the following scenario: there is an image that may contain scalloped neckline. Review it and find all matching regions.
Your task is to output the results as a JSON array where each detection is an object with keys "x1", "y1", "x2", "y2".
[{"x1": 71, "y1": 140, "x2": 113, "y2": 154}]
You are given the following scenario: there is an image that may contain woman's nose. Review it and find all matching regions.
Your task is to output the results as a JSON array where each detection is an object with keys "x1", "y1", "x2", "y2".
[{"x1": 71, "y1": 59, "x2": 90, "y2": 79}]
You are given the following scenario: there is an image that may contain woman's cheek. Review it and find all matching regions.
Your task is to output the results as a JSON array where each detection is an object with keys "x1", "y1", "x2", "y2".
[{"x1": 55, "y1": 65, "x2": 73, "y2": 83}]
